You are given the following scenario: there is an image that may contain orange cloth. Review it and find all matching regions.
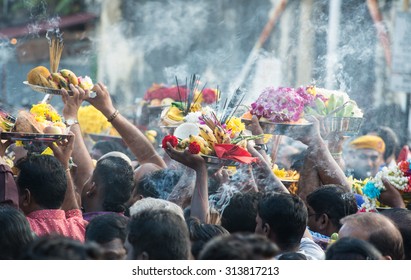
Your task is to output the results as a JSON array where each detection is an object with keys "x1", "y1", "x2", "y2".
[
  {"x1": 349, "y1": 135, "x2": 385, "y2": 154},
  {"x1": 214, "y1": 144, "x2": 257, "y2": 164}
]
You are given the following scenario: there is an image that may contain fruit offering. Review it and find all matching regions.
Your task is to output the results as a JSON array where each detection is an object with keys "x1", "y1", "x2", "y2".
[
  {"x1": 27, "y1": 66, "x2": 94, "y2": 91},
  {"x1": 304, "y1": 87, "x2": 363, "y2": 118},
  {"x1": 13, "y1": 103, "x2": 66, "y2": 134}
]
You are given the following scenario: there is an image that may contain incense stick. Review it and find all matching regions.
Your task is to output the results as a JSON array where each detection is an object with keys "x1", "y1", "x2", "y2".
[{"x1": 49, "y1": 30, "x2": 64, "y2": 73}]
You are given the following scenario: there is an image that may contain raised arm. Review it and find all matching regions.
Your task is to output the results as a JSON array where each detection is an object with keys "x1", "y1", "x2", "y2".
[
  {"x1": 61, "y1": 85, "x2": 95, "y2": 198},
  {"x1": 49, "y1": 132, "x2": 80, "y2": 211},
  {"x1": 290, "y1": 116, "x2": 351, "y2": 195},
  {"x1": 0, "y1": 138, "x2": 18, "y2": 207},
  {"x1": 86, "y1": 83, "x2": 166, "y2": 168},
  {"x1": 164, "y1": 143, "x2": 209, "y2": 223}
]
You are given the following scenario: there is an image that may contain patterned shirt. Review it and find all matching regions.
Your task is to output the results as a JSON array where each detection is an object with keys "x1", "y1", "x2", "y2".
[{"x1": 26, "y1": 209, "x2": 88, "y2": 242}]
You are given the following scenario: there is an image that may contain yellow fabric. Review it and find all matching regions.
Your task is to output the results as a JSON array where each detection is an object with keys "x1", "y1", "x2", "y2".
[{"x1": 349, "y1": 135, "x2": 385, "y2": 154}]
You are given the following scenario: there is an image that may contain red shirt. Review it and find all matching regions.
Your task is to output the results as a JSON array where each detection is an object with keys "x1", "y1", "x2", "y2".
[{"x1": 27, "y1": 209, "x2": 88, "y2": 242}]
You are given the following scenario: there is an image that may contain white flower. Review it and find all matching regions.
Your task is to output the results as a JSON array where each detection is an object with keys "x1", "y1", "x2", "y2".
[{"x1": 184, "y1": 112, "x2": 202, "y2": 123}]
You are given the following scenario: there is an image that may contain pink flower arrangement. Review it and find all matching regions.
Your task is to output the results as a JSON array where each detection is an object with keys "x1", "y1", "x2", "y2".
[{"x1": 250, "y1": 86, "x2": 316, "y2": 122}]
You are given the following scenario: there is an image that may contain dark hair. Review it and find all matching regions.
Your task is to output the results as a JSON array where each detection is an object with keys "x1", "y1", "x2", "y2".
[
  {"x1": 127, "y1": 209, "x2": 190, "y2": 260},
  {"x1": 85, "y1": 213, "x2": 129, "y2": 244},
  {"x1": 198, "y1": 233, "x2": 280, "y2": 260},
  {"x1": 221, "y1": 192, "x2": 261, "y2": 233},
  {"x1": 0, "y1": 205, "x2": 35, "y2": 259},
  {"x1": 136, "y1": 169, "x2": 182, "y2": 200},
  {"x1": 258, "y1": 192, "x2": 307, "y2": 250},
  {"x1": 381, "y1": 208, "x2": 411, "y2": 260},
  {"x1": 278, "y1": 252, "x2": 308, "y2": 260},
  {"x1": 21, "y1": 234, "x2": 104, "y2": 260},
  {"x1": 326, "y1": 237, "x2": 383, "y2": 260},
  {"x1": 186, "y1": 217, "x2": 229, "y2": 259},
  {"x1": 93, "y1": 157, "x2": 134, "y2": 213},
  {"x1": 306, "y1": 185, "x2": 358, "y2": 230},
  {"x1": 16, "y1": 155, "x2": 66, "y2": 209}
]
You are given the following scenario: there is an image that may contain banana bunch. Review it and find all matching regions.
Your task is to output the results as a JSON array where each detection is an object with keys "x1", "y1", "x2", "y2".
[
  {"x1": 189, "y1": 135, "x2": 213, "y2": 155},
  {"x1": 27, "y1": 66, "x2": 92, "y2": 90},
  {"x1": 48, "y1": 69, "x2": 79, "y2": 90},
  {"x1": 306, "y1": 91, "x2": 362, "y2": 118},
  {"x1": 199, "y1": 125, "x2": 218, "y2": 148},
  {"x1": 214, "y1": 126, "x2": 231, "y2": 144},
  {"x1": 0, "y1": 109, "x2": 15, "y2": 132},
  {"x1": 144, "y1": 130, "x2": 157, "y2": 144}
]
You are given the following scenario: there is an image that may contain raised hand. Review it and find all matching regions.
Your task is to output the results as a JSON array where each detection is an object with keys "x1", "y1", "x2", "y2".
[
  {"x1": 61, "y1": 84, "x2": 87, "y2": 120},
  {"x1": 164, "y1": 142, "x2": 205, "y2": 171},
  {"x1": 380, "y1": 177, "x2": 406, "y2": 208},
  {"x1": 85, "y1": 82, "x2": 116, "y2": 117},
  {"x1": 48, "y1": 132, "x2": 75, "y2": 169}
]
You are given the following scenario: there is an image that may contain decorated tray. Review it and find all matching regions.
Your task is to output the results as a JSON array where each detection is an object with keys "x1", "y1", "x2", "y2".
[
  {"x1": 0, "y1": 132, "x2": 71, "y2": 142},
  {"x1": 201, "y1": 155, "x2": 239, "y2": 166},
  {"x1": 23, "y1": 81, "x2": 97, "y2": 98},
  {"x1": 242, "y1": 119, "x2": 312, "y2": 136}
]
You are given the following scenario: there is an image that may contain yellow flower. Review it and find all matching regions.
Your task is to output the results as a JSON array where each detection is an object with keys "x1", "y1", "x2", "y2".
[
  {"x1": 30, "y1": 103, "x2": 62, "y2": 122},
  {"x1": 306, "y1": 85, "x2": 316, "y2": 97},
  {"x1": 225, "y1": 117, "x2": 245, "y2": 135},
  {"x1": 78, "y1": 105, "x2": 113, "y2": 135},
  {"x1": 189, "y1": 102, "x2": 202, "y2": 113}
]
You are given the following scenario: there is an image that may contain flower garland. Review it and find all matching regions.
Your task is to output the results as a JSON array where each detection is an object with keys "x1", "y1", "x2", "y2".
[{"x1": 358, "y1": 160, "x2": 411, "y2": 211}]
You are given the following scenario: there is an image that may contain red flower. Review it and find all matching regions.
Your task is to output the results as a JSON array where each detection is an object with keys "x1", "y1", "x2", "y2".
[
  {"x1": 399, "y1": 160, "x2": 410, "y2": 173},
  {"x1": 162, "y1": 135, "x2": 178, "y2": 149},
  {"x1": 188, "y1": 142, "x2": 201, "y2": 154},
  {"x1": 202, "y1": 88, "x2": 217, "y2": 104}
]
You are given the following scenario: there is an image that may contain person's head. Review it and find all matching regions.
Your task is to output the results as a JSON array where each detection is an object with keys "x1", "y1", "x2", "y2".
[
  {"x1": 91, "y1": 140, "x2": 128, "y2": 160},
  {"x1": 126, "y1": 209, "x2": 190, "y2": 260},
  {"x1": 16, "y1": 155, "x2": 67, "y2": 214},
  {"x1": 198, "y1": 233, "x2": 280, "y2": 260},
  {"x1": 83, "y1": 156, "x2": 134, "y2": 213},
  {"x1": 278, "y1": 252, "x2": 308, "y2": 260},
  {"x1": 129, "y1": 197, "x2": 184, "y2": 220},
  {"x1": 306, "y1": 185, "x2": 358, "y2": 237},
  {"x1": 136, "y1": 169, "x2": 183, "y2": 200},
  {"x1": 221, "y1": 192, "x2": 261, "y2": 233},
  {"x1": 345, "y1": 135, "x2": 385, "y2": 179},
  {"x1": 256, "y1": 192, "x2": 307, "y2": 252},
  {"x1": 85, "y1": 214, "x2": 129, "y2": 260},
  {"x1": 325, "y1": 237, "x2": 383, "y2": 260},
  {"x1": 126, "y1": 163, "x2": 162, "y2": 208},
  {"x1": 186, "y1": 217, "x2": 229, "y2": 259},
  {"x1": 22, "y1": 234, "x2": 104, "y2": 260},
  {"x1": 366, "y1": 126, "x2": 400, "y2": 164},
  {"x1": 339, "y1": 212, "x2": 404, "y2": 260},
  {"x1": 0, "y1": 205, "x2": 35, "y2": 259},
  {"x1": 381, "y1": 208, "x2": 411, "y2": 260}
]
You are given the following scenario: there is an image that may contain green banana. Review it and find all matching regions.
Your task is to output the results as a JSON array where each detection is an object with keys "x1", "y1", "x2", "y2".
[
  {"x1": 315, "y1": 98, "x2": 327, "y2": 116},
  {"x1": 326, "y1": 93, "x2": 336, "y2": 115}
]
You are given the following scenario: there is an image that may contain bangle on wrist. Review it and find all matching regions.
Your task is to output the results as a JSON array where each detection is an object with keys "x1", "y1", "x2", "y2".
[{"x1": 107, "y1": 109, "x2": 120, "y2": 122}]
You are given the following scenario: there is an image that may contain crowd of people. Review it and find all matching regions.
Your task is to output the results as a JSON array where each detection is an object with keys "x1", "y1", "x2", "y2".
[{"x1": 0, "y1": 82, "x2": 410, "y2": 260}]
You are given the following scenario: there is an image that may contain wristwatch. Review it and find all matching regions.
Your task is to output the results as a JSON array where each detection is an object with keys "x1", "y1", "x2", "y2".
[{"x1": 64, "y1": 119, "x2": 79, "y2": 127}]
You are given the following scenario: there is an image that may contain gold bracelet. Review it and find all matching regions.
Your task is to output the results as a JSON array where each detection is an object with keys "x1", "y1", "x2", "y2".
[{"x1": 107, "y1": 109, "x2": 119, "y2": 122}]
